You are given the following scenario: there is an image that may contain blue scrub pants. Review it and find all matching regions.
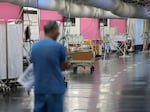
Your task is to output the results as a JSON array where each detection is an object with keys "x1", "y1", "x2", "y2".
[{"x1": 34, "y1": 94, "x2": 64, "y2": 112}]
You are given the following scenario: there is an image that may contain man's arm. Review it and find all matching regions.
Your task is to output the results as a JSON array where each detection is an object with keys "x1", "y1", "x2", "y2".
[
  {"x1": 60, "y1": 45, "x2": 70, "y2": 70},
  {"x1": 61, "y1": 61, "x2": 70, "y2": 70}
]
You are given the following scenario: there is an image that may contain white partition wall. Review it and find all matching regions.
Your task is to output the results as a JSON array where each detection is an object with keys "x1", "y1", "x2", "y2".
[
  {"x1": 135, "y1": 19, "x2": 143, "y2": 45},
  {"x1": 7, "y1": 23, "x2": 23, "y2": 79},
  {"x1": 0, "y1": 24, "x2": 7, "y2": 79},
  {"x1": 24, "y1": 13, "x2": 40, "y2": 40},
  {"x1": 64, "y1": 18, "x2": 80, "y2": 35}
]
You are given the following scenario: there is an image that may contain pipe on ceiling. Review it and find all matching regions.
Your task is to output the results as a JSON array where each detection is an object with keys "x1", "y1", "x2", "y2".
[
  {"x1": 0, "y1": 0, "x2": 120, "y2": 18},
  {"x1": 75, "y1": 0, "x2": 150, "y2": 19},
  {"x1": 58, "y1": 1, "x2": 119, "y2": 18}
]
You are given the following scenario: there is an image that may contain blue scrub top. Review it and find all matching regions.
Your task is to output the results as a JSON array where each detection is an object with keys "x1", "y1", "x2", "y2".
[{"x1": 31, "y1": 38, "x2": 67, "y2": 94}]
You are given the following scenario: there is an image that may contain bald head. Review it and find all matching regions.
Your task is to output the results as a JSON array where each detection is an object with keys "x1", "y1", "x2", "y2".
[{"x1": 44, "y1": 20, "x2": 59, "y2": 40}]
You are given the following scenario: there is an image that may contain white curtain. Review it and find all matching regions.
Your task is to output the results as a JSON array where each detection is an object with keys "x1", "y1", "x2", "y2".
[
  {"x1": 127, "y1": 19, "x2": 135, "y2": 39},
  {"x1": 0, "y1": 24, "x2": 7, "y2": 79},
  {"x1": 7, "y1": 23, "x2": 23, "y2": 79},
  {"x1": 143, "y1": 19, "x2": 150, "y2": 33}
]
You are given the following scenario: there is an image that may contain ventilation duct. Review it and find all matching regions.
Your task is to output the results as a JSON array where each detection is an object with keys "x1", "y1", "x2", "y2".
[
  {"x1": 1, "y1": 0, "x2": 150, "y2": 19},
  {"x1": 73, "y1": 0, "x2": 150, "y2": 19},
  {"x1": 0, "y1": 0, "x2": 120, "y2": 19},
  {"x1": 58, "y1": 1, "x2": 119, "y2": 18}
]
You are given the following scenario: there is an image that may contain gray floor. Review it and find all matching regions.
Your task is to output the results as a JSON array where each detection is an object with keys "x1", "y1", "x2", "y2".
[{"x1": 1, "y1": 52, "x2": 150, "y2": 112}]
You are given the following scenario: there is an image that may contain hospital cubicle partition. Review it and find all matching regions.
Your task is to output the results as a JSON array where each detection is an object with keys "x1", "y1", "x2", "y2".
[{"x1": 0, "y1": 20, "x2": 23, "y2": 94}]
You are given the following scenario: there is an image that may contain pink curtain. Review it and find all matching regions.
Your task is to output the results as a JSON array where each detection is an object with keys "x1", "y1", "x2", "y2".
[
  {"x1": 40, "y1": 10, "x2": 64, "y2": 37},
  {"x1": 0, "y1": 3, "x2": 22, "y2": 23},
  {"x1": 110, "y1": 19, "x2": 127, "y2": 34},
  {"x1": 80, "y1": 18, "x2": 100, "y2": 40}
]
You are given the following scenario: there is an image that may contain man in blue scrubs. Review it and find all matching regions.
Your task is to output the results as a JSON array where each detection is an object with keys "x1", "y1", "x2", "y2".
[{"x1": 31, "y1": 21, "x2": 68, "y2": 112}]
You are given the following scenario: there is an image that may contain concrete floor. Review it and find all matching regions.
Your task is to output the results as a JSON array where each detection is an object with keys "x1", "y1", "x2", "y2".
[{"x1": 1, "y1": 52, "x2": 150, "y2": 112}]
